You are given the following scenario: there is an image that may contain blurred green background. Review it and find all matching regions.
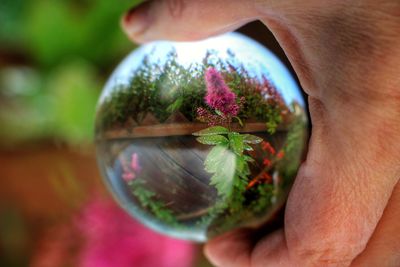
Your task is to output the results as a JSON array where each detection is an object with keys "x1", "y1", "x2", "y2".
[
  {"x1": 0, "y1": 0, "x2": 127, "y2": 264},
  {"x1": 0, "y1": 0, "x2": 137, "y2": 146},
  {"x1": 0, "y1": 1, "x2": 213, "y2": 266}
]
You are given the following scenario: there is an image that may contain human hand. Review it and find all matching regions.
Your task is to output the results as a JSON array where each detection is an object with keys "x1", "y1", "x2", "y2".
[{"x1": 121, "y1": 1, "x2": 400, "y2": 266}]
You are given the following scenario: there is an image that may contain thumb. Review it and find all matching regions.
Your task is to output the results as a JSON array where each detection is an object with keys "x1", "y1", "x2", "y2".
[{"x1": 121, "y1": 0, "x2": 260, "y2": 43}]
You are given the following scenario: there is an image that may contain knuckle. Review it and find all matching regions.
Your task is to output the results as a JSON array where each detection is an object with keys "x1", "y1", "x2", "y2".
[
  {"x1": 287, "y1": 217, "x2": 367, "y2": 266},
  {"x1": 165, "y1": 0, "x2": 186, "y2": 18},
  {"x1": 290, "y1": 243, "x2": 359, "y2": 266},
  {"x1": 285, "y1": 200, "x2": 369, "y2": 266}
]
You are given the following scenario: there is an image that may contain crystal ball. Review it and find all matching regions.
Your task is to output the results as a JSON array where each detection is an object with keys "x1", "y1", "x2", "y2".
[{"x1": 95, "y1": 33, "x2": 308, "y2": 242}]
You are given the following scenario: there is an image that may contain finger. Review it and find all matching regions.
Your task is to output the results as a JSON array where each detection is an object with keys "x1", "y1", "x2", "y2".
[
  {"x1": 205, "y1": 229, "x2": 290, "y2": 267},
  {"x1": 121, "y1": 0, "x2": 259, "y2": 43},
  {"x1": 204, "y1": 229, "x2": 253, "y2": 267},
  {"x1": 351, "y1": 180, "x2": 400, "y2": 267}
]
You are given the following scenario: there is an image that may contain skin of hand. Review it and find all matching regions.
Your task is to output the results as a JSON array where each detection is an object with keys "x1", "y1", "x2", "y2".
[{"x1": 121, "y1": 1, "x2": 400, "y2": 266}]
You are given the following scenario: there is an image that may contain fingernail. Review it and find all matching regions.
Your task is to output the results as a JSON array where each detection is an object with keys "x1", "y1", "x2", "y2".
[{"x1": 123, "y1": 1, "x2": 152, "y2": 37}]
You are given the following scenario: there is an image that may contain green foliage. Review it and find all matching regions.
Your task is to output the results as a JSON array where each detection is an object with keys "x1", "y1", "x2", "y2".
[
  {"x1": 22, "y1": 0, "x2": 140, "y2": 68},
  {"x1": 166, "y1": 96, "x2": 184, "y2": 113},
  {"x1": 196, "y1": 125, "x2": 260, "y2": 209},
  {"x1": 0, "y1": 61, "x2": 100, "y2": 146},
  {"x1": 204, "y1": 145, "x2": 236, "y2": 197},
  {"x1": 50, "y1": 61, "x2": 100, "y2": 144},
  {"x1": 130, "y1": 180, "x2": 179, "y2": 226},
  {"x1": 0, "y1": 0, "x2": 144, "y2": 146},
  {"x1": 243, "y1": 134, "x2": 263, "y2": 144},
  {"x1": 97, "y1": 52, "x2": 207, "y2": 129},
  {"x1": 97, "y1": 50, "x2": 289, "y2": 133},
  {"x1": 228, "y1": 133, "x2": 244, "y2": 155},
  {"x1": 277, "y1": 113, "x2": 308, "y2": 186},
  {"x1": 223, "y1": 68, "x2": 286, "y2": 134},
  {"x1": 265, "y1": 108, "x2": 282, "y2": 134},
  {"x1": 0, "y1": 0, "x2": 24, "y2": 45},
  {"x1": 98, "y1": 60, "x2": 156, "y2": 128},
  {"x1": 233, "y1": 116, "x2": 244, "y2": 127},
  {"x1": 189, "y1": 84, "x2": 299, "y2": 238},
  {"x1": 196, "y1": 135, "x2": 229, "y2": 146},
  {"x1": 0, "y1": 68, "x2": 51, "y2": 144},
  {"x1": 193, "y1": 126, "x2": 229, "y2": 136},
  {"x1": 249, "y1": 184, "x2": 275, "y2": 214},
  {"x1": 204, "y1": 146, "x2": 228, "y2": 173},
  {"x1": 285, "y1": 112, "x2": 307, "y2": 155}
]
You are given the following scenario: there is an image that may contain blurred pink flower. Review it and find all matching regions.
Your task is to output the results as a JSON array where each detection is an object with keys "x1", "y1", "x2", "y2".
[
  {"x1": 77, "y1": 197, "x2": 195, "y2": 267},
  {"x1": 204, "y1": 67, "x2": 239, "y2": 116},
  {"x1": 121, "y1": 153, "x2": 141, "y2": 182},
  {"x1": 30, "y1": 196, "x2": 195, "y2": 267},
  {"x1": 130, "y1": 153, "x2": 140, "y2": 172}
]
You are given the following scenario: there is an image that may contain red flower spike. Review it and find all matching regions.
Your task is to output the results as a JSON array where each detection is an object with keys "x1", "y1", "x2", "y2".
[
  {"x1": 246, "y1": 172, "x2": 273, "y2": 189},
  {"x1": 261, "y1": 173, "x2": 272, "y2": 183},
  {"x1": 261, "y1": 141, "x2": 276, "y2": 155},
  {"x1": 246, "y1": 179, "x2": 259, "y2": 190},
  {"x1": 263, "y1": 158, "x2": 271, "y2": 167}
]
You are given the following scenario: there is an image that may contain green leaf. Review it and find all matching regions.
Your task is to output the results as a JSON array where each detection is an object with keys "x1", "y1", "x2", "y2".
[
  {"x1": 132, "y1": 185, "x2": 155, "y2": 207},
  {"x1": 196, "y1": 135, "x2": 229, "y2": 145},
  {"x1": 244, "y1": 143, "x2": 254, "y2": 151},
  {"x1": 204, "y1": 145, "x2": 229, "y2": 173},
  {"x1": 166, "y1": 96, "x2": 183, "y2": 113},
  {"x1": 215, "y1": 110, "x2": 224, "y2": 116},
  {"x1": 243, "y1": 155, "x2": 255, "y2": 163},
  {"x1": 234, "y1": 116, "x2": 244, "y2": 127},
  {"x1": 50, "y1": 61, "x2": 100, "y2": 144},
  {"x1": 193, "y1": 126, "x2": 229, "y2": 136},
  {"x1": 130, "y1": 181, "x2": 178, "y2": 225},
  {"x1": 229, "y1": 133, "x2": 244, "y2": 155},
  {"x1": 204, "y1": 145, "x2": 237, "y2": 197},
  {"x1": 210, "y1": 174, "x2": 232, "y2": 197},
  {"x1": 243, "y1": 134, "x2": 263, "y2": 144},
  {"x1": 236, "y1": 155, "x2": 251, "y2": 177},
  {"x1": 266, "y1": 121, "x2": 278, "y2": 134},
  {"x1": 209, "y1": 159, "x2": 236, "y2": 197}
]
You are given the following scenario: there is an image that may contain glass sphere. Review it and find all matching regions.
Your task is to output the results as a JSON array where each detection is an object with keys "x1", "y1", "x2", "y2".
[{"x1": 95, "y1": 33, "x2": 308, "y2": 242}]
